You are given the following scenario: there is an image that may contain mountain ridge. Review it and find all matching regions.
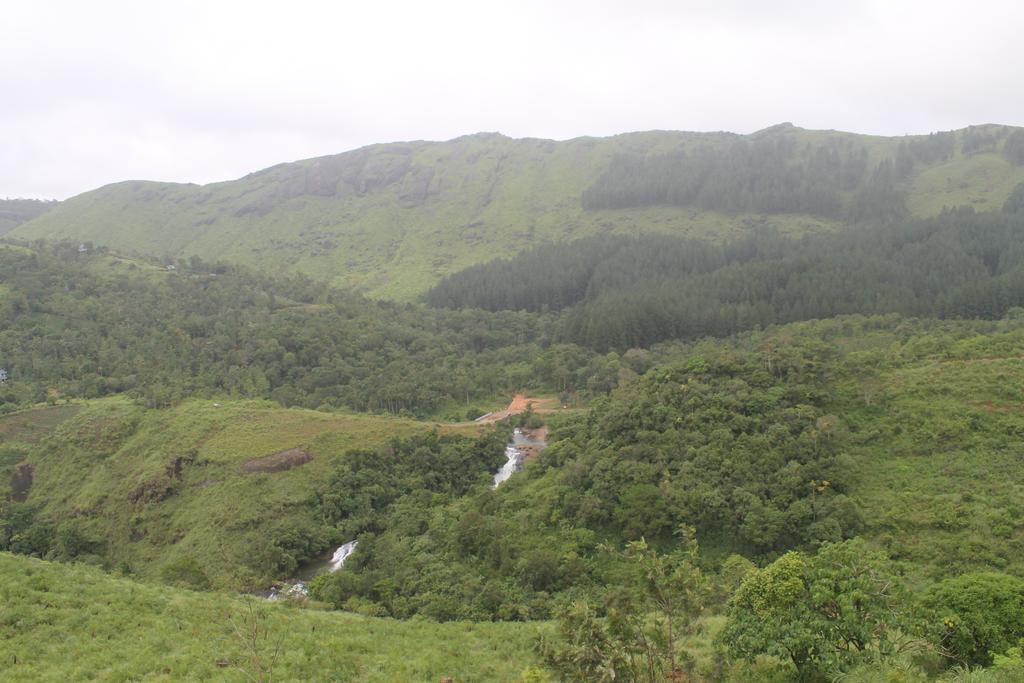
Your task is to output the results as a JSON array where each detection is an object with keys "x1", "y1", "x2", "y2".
[{"x1": 11, "y1": 123, "x2": 1024, "y2": 299}]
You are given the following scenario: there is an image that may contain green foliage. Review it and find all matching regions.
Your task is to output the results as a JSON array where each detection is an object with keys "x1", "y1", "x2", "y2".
[
  {"x1": 1004, "y1": 182, "x2": 1024, "y2": 214},
  {"x1": 428, "y1": 209, "x2": 1024, "y2": 350},
  {"x1": 990, "y1": 640, "x2": 1024, "y2": 676},
  {"x1": 312, "y1": 333, "x2": 865, "y2": 622},
  {"x1": 540, "y1": 533, "x2": 706, "y2": 682},
  {"x1": 924, "y1": 573, "x2": 1024, "y2": 667},
  {"x1": 318, "y1": 430, "x2": 507, "y2": 538},
  {"x1": 159, "y1": 555, "x2": 211, "y2": 590},
  {"x1": 0, "y1": 243, "x2": 608, "y2": 415},
  {"x1": 720, "y1": 539, "x2": 913, "y2": 678},
  {"x1": 582, "y1": 130, "x2": 868, "y2": 219},
  {"x1": 550, "y1": 346, "x2": 860, "y2": 553}
]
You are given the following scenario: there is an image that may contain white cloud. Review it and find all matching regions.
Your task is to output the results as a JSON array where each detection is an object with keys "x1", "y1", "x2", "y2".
[{"x1": 2, "y1": 0, "x2": 1023, "y2": 199}]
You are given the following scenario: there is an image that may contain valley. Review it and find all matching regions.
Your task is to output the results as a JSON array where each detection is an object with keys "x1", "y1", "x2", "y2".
[{"x1": 4, "y1": 121, "x2": 1024, "y2": 681}]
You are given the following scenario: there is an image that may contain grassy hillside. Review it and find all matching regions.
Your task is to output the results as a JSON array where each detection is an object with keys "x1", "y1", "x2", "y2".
[
  {"x1": 842, "y1": 339, "x2": 1024, "y2": 579},
  {"x1": 0, "y1": 397, "x2": 479, "y2": 588},
  {"x1": 0, "y1": 552, "x2": 542, "y2": 682},
  {"x1": 13, "y1": 125, "x2": 1024, "y2": 299},
  {"x1": 0, "y1": 199, "x2": 55, "y2": 236}
]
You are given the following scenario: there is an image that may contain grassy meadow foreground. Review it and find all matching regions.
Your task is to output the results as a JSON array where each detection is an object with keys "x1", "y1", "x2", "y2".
[{"x1": 0, "y1": 552, "x2": 542, "y2": 682}]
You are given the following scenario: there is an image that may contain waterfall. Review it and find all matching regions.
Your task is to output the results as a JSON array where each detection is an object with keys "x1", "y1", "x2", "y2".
[
  {"x1": 328, "y1": 540, "x2": 358, "y2": 572},
  {"x1": 492, "y1": 444, "x2": 521, "y2": 488}
]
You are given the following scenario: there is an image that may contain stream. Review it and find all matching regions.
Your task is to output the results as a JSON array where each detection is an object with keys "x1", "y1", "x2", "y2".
[
  {"x1": 269, "y1": 427, "x2": 545, "y2": 599},
  {"x1": 493, "y1": 427, "x2": 547, "y2": 487},
  {"x1": 267, "y1": 540, "x2": 358, "y2": 600}
]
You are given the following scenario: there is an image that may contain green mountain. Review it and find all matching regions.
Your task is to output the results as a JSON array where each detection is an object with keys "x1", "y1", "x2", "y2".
[
  {"x1": 12, "y1": 124, "x2": 1024, "y2": 299},
  {"x1": 0, "y1": 198, "x2": 56, "y2": 235}
]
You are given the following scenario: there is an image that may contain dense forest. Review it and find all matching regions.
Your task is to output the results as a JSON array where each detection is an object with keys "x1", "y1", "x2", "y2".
[
  {"x1": 311, "y1": 336, "x2": 860, "y2": 621},
  {"x1": 426, "y1": 202, "x2": 1024, "y2": 349},
  {"x1": 582, "y1": 133, "x2": 877, "y2": 219},
  {"x1": 300, "y1": 313, "x2": 1024, "y2": 680},
  {"x1": 7, "y1": 309, "x2": 1024, "y2": 680},
  {"x1": 0, "y1": 242, "x2": 615, "y2": 416},
  {"x1": 580, "y1": 126, "x2": 1023, "y2": 221}
]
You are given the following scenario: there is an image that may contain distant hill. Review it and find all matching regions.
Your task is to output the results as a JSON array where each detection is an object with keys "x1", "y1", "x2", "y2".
[
  {"x1": 11, "y1": 124, "x2": 1024, "y2": 299},
  {"x1": 0, "y1": 198, "x2": 56, "y2": 235}
]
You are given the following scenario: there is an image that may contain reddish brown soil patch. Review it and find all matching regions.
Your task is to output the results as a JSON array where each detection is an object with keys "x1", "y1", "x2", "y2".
[
  {"x1": 242, "y1": 447, "x2": 312, "y2": 474},
  {"x1": 508, "y1": 393, "x2": 531, "y2": 412},
  {"x1": 475, "y1": 394, "x2": 559, "y2": 424},
  {"x1": 9, "y1": 462, "x2": 32, "y2": 502}
]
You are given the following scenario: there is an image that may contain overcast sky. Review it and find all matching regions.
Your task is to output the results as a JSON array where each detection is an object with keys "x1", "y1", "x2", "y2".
[{"x1": 3, "y1": 0, "x2": 1023, "y2": 199}]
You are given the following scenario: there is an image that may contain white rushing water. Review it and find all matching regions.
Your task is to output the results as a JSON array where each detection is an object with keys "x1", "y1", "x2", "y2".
[
  {"x1": 492, "y1": 444, "x2": 521, "y2": 488},
  {"x1": 328, "y1": 540, "x2": 358, "y2": 572},
  {"x1": 267, "y1": 539, "x2": 359, "y2": 601},
  {"x1": 493, "y1": 427, "x2": 547, "y2": 488}
]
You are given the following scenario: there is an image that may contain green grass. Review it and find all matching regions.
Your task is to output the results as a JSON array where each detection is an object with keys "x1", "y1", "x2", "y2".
[
  {"x1": 838, "y1": 341, "x2": 1024, "y2": 581},
  {"x1": 0, "y1": 405, "x2": 82, "y2": 447},
  {"x1": 17, "y1": 397, "x2": 481, "y2": 588},
  {"x1": 0, "y1": 552, "x2": 543, "y2": 682},
  {"x1": 908, "y1": 153, "x2": 1024, "y2": 215},
  {"x1": 13, "y1": 126, "x2": 1022, "y2": 300}
]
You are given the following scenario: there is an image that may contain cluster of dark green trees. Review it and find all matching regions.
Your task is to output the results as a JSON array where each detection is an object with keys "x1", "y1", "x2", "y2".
[
  {"x1": 298, "y1": 314, "x2": 1024, "y2": 679},
  {"x1": 581, "y1": 134, "x2": 876, "y2": 219},
  {"x1": 427, "y1": 205, "x2": 1024, "y2": 350},
  {"x1": 542, "y1": 535, "x2": 1024, "y2": 681},
  {"x1": 580, "y1": 126, "x2": 1022, "y2": 222},
  {"x1": 0, "y1": 495, "x2": 103, "y2": 566},
  {"x1": 0, "y1": 242, "x2": 618, "y2": 416}
]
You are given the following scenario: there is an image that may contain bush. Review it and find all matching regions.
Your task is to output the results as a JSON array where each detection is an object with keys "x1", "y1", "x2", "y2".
[
  {"x1": 925, "y1": 572, "x2": 1024, "y2": 667},
  {"x1": 159, "y1": 555, "x2": 211, "y2": 590}
]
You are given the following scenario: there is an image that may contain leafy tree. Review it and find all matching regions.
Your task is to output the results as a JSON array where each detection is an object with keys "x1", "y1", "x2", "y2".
[
  {"x1": 925, "y1": 572, "x2": 1024, "y2": 667},
  {"x1": 720, "y1": 539, "x2": 912, "y2": 678},
  {"x1": 612, "y1": 484, "x2": 671, "y2": 540},
  {"x1": 541, "y1": 531, "x2": 705, "y2": 682},
  {"x1": 1005, "y1": 182, "x2": 1024, "y2": 214},
  {"x1": 1003, "y1": 130, "x2": 1024, "y2": 165}
]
